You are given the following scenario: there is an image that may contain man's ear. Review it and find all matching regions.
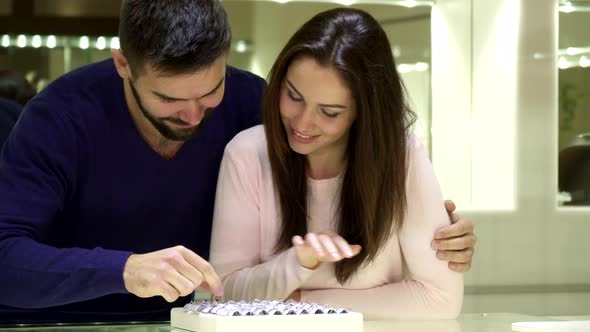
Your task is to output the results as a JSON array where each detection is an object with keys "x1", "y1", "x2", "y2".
[{"x1": 112, "y1": 48, "x2": 132, "y2": 80}]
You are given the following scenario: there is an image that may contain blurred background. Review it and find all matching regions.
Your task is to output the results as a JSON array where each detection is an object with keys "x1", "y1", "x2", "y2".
[{"x1": 1, "y1": 0, "x2": 589, "y2": 317}]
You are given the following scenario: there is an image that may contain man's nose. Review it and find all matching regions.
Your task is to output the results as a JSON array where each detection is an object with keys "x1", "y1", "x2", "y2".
[{"x1": 178, "y1": 102, "x2": 206, "y2": 126}]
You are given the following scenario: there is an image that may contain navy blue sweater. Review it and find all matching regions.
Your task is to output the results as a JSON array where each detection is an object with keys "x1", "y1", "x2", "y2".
[
  {"x1": 0, "y1": 60, "x2": 264, "y2": 323},
  {"x1": 0, "y1": 98, "x2": 22, "y2": 150}
]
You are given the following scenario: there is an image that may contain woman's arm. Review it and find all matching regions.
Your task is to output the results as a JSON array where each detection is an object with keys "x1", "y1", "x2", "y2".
[
  {"x1": 300, "y1": 136, "x2": 463, "y2": 320},
  {"x1": 209, "y1": 131, "x2": 315, "y2": 301}
]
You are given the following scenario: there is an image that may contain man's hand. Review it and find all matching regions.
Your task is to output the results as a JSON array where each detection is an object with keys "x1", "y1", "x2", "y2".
[
  {"x1": 432, "y1": 200, "x2": 477, "y2": 273},
  {"x1": 123, "y1": 245, "x2": 223, "y2": 303},
  {"x1": 292, "y1": 231, "x2": 361, "y2": 270}
]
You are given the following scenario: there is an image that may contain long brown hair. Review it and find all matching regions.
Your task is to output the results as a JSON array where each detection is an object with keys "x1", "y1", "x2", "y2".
[{"x1": 263, "y1": 8, "x2": 416, "y2": 283}]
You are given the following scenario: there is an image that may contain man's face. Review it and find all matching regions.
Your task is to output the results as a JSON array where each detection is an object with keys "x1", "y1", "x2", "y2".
[{"x1": 127, "y1": 56, "x2": 227, "y2": 141}]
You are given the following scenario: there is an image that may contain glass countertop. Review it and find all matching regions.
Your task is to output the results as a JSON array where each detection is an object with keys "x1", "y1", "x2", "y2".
[{"x1": 0, "y1": 313, "x2": 568, "y2": 332}]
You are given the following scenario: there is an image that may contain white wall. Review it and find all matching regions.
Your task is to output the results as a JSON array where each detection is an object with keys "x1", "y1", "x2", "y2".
[{"x1": 433, "y1": 0, "x2": 590, "y2": 314}]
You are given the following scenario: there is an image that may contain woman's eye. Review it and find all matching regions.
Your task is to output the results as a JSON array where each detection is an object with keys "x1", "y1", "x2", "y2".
[
  {"x1": 287, "y1": 90, "x2": 303, "y2": 102},
  {"x1": 322, "y1": 109, "x2": 339, "y2": 118}
]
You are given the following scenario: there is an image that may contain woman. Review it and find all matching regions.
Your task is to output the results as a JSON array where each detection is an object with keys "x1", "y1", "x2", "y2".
[{"x1": 210, "y1": 8, "x2": 463, "y2": 319}]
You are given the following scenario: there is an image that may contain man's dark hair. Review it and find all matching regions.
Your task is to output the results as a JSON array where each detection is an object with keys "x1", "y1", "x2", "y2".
[{"x1": 119, "y1": 0, "x2": 231, "y2": 77}]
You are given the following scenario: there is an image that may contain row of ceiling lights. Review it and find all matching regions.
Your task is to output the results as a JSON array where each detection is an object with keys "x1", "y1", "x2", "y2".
[
  {"x1": 0, "y1": 35, "x2": 255, "y2": 54},
  {"x1": 3, "y1": 34, "x2": 588, "y2": 70},
  {"x1": 0, "y1": 34, "x2": 431, "y2": 73},
  {"x1": 1, "y1": 35, "x2": 120, "y2": 50},
  {"x1": 558, "y1": 46, "x2": 590, "y2": 69}
]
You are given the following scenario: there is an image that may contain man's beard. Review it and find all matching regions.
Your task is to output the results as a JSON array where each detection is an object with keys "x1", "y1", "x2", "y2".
[{"x1": 129, "y1": 80, "x2": 214, "y2": 142}]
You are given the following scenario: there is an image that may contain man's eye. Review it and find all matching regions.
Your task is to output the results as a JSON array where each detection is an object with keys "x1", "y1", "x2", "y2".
[{"x1": 160, "y1": 96, "x2": 176, "y2": 103}]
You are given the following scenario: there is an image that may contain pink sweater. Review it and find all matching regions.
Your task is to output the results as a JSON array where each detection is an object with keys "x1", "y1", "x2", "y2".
[{"x1": 210, "y1": 125, "x2": 463, "y2": 320}]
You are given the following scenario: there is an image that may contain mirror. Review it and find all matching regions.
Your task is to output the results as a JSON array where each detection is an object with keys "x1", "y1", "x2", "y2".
[{"x1": 557, "y1": 0, "x2": 590, "y2": 206}]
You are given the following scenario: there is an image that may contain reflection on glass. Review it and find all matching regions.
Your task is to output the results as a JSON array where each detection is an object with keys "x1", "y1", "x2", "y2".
[{"x1": 558, "y1": 0, "x2": 590, "y2": 206}]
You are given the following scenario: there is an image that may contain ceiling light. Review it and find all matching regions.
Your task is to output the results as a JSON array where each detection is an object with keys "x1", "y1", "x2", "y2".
[
  {"x1": 560, "y1": 2, "x2": 574, "y2": 12},
  {"x1": 558, "y1": 57, "x2": 571, "y2": 69},
  {"x1": 1, "y1": 35, "x2": 10, "y2": 47},
  {"x1": 235, "y1": 40, "x2": 248, "y2": 53},
  {"x1": 17, "y1": 35, "x2": 27, "y2": 48},
  {"x1": 397, "y1": 64, "x2": 412, "y2": 73},
  {"x1": 79, "y1": 36, "x2": 89, "y2": 49},
  {"x1": 400, "y1": 0, "x2": 418, "y2": 8},
  {"x1": 110, "y1": 37, "x2": 120, "y2": 50},
  {"x1": 415, "y1": 62, "x2": 429, "y2": 71},
  {"x1": 46, "y1": 35, "x2": 57, "y2": 48},
  {"x1": 32, "y1": 35, "x2": 42, "y2": 48},
  {"x1": 96, "y1": 37, "x2": 106, "y2": 50}
]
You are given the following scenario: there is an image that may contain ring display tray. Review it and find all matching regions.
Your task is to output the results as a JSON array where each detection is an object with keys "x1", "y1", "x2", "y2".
[{"x1": 171, "y1": 300, "x2": 363, "y2": 332}]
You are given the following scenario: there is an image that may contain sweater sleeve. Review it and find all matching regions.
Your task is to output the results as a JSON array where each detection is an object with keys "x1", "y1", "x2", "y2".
[
  {"x1": 210, "y1": 134, "x2": 315, "y2": 301},
  {"x1": 300, "y1": 137, "x2": 464, "y2": 320},
  {"x1": 0, "y1": 94, "x2": 132, "y2": 308}
]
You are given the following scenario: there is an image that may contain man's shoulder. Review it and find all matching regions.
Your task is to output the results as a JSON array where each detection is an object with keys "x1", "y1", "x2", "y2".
[
  {"x1": 225, "y1": 66, "x2": 266, "y2": 94},
  {"x1": 47, "y1": 59, "x2": 118, "y2": 93},
  {"x1": 26, "y1": 59, "x2": 121, "y2": 120},
  {"x1": 226, "y1": 66, "x2": 265, "y2": 84},
  {"x1": 211, "y1": 67, "x2": 265, "y2": 136}
]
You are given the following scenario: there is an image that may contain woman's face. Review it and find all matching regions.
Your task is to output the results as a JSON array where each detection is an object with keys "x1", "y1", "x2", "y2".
[{"x1": 279, "y1": 56, "x2": 356, "y2": 167}]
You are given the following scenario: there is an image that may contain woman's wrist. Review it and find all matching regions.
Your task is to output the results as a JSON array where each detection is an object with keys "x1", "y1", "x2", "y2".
[{"x1": 297, "y1": 256, "x2": 320, "y2": 270}]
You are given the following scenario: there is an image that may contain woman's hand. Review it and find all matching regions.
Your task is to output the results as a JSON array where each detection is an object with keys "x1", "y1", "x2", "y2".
[
  {"x1": 285, "y1": 290, "x2": 301, "y2": 301},
  {"x1": 292, "y1": 231, "x2": 362, "y2": 270}
]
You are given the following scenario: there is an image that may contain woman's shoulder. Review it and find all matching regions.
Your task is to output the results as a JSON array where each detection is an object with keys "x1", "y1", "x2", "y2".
[
  {"x1": 406, "y1": 132, "x2": 426, "y2": 157},
  {"x1": 225, "y1": 124, "x2": 269, "y2": 161}
]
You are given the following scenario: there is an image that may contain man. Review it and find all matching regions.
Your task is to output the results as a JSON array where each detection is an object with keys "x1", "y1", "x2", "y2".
[{"x1": 0, "y1": 0, "x2": 475, "y2": 324}]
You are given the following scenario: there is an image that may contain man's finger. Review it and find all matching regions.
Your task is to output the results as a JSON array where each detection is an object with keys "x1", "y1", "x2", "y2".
[
  {"x1": 166, "y1": 252, "x2": 205, "y2": 294},
  {"x1": 434, "y1": 218, "x2": 474, "y2": 239},
  {"x1": 165, "y1": 270, "x2": 198, "y2": 297},
  {"x1": 437, "y1": 248, "x2": 474, "y2": 263},
  {"x1": 198, "y1": 282, "x2": 215, "y2": 294},
  {"x1": 433, "y1": 233, "x2": 476, "y2": 250},
  {"x1": 181, "y1": 248, "x2": 223, "y2": 296},
  {"x1": 158, "y1": 280, "x2": 181, "y2": 303},
  {"x1": 449, "y1": 261, "x2": 471, "y2": 273},
  {"x1": 444, "y1": 200, "x2": 456, "y2": 213}
]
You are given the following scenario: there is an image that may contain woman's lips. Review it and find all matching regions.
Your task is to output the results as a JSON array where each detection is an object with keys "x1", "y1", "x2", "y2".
[{"x1": 291, "y1": 128, "x2": 319, "y2": 144}]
